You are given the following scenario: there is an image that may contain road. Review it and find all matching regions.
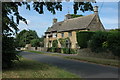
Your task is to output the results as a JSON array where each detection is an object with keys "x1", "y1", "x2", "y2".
[{"x1": 20, "y1": 51, "x2": 119, "y2": 78}]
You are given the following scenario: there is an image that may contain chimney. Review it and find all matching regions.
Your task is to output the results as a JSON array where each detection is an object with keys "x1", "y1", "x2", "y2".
[
  {"x1": 65, "y1": 14, "x2": 71, "y2": 20},
  {"x1": 94, "y1": 6, "x2": 98, "y2": 14},
  {"x1": 53, "y1": 18, "x2": 57, "y2": 24}
]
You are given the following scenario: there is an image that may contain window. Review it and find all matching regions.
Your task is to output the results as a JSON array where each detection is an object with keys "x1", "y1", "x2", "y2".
[
  {"x1": 61, "y1": 33, "x2": 64, "y2": 37},
  {"x1": 68, "y1": 32, "x2": 72, "y2": 37},
  {"x1": 53, "y1": 33, "x2": 57, "y2": 38}
]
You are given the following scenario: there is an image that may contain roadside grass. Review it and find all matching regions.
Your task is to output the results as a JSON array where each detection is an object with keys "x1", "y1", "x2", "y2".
[
  {"x1": 64, "y1": 56, "x2": 119, "y2": 67},
  {"x1": 2, "y1": 58, "x2": 79, "y2": 78},
  {"x1": 26, "y1": 50, "x2": 119, "y2": 67},
  {"x1": 28, "y1": 50, "x2": 63, "y2": 57}
]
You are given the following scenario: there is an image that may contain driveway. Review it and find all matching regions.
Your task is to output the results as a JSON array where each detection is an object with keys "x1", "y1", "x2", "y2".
[{"x1": 20, "y1": 51, "x2": 119, "y2": 78}]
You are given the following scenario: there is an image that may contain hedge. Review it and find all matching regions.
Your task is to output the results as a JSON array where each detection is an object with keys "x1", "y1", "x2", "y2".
[
  {"x1": 88, "y1": 31, "x2": 109, "y2": 53},
  {"x1": 88, "y1": 31, "x2": 120, "y2": 57},
  {"x1": 76, "y1": 31, "x2": 95, "y2": 48},
  {"x1": 107, "y1": 31, "x2": 120, "y2": 57}
]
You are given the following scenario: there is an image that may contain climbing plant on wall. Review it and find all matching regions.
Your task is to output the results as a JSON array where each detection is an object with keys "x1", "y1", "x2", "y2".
[
  {"x1": 58, "y1": 37, "x2": 70, "y2": 48},
  {"x1": 52, "y1": 40, "x2": 58, "y2": 48}
]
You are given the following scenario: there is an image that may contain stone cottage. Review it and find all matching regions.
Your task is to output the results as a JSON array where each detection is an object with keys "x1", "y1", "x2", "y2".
[{"x1": 44, "y1": 6, "x2": 105, "y2": 49}]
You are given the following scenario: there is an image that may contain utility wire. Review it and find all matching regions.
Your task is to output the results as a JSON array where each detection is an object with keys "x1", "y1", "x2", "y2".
[{"x1": 99, "y1": 0, "x2": 104, "y2": 14}]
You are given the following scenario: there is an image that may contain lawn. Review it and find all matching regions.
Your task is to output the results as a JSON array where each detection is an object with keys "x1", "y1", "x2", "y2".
[
  {"x1": 2, "y1": 58, "x2": 79, "y2": 78},
  {"x1": 27, "y1": 50, "x2": 119, "y2": 67}
]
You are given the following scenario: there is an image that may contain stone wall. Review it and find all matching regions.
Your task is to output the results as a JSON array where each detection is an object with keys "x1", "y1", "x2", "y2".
[{"x1": 28, "y1": 47, "x2": 47, "y2": 52}]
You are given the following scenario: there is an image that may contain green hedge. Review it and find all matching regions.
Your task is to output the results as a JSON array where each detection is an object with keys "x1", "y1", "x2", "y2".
[
  {"x1": 107, "y1": 31, "x2": 120, "y2": 57},
  {"x1": 88, "y1": 31, "x2": 120, "y2": 57},
  {"x1": 88, "y1": 31, "x2": 109, "y2": 53},
  {"x1": 77, "y1": 31, "x2": 95, "y2": 48}
]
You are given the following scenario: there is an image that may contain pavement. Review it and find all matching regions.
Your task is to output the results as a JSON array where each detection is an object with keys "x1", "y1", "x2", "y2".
[{"x1": 20, "y1": 51, "x2": 119, "y2": 78}]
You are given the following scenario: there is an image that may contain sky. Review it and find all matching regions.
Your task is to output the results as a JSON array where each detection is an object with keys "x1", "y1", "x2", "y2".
[{"x1": 17, "y1": 1, "x2": 118, "y2": 37}]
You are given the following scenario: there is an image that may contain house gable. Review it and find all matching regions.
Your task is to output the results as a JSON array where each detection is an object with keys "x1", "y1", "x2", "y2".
[{"x1": 87, "y1": 14, "x2": 105, "y2": 31}]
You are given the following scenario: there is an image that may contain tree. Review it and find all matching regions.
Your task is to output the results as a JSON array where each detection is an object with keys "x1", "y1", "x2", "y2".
[
  {"x1": 70, "y1": 14, "x2": 83, "y2": 18},
  {"x1": 30, "y1": 39, "x2": 40, "y2": 47},
  {"x1": 2, "y1": 1, "x2": 94, "y2": 69},
  {"x1": 16, "y1": 29, "x2": 39, "y2": 47}
]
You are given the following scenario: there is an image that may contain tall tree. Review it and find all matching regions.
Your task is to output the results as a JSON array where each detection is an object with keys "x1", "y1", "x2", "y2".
[{"x1": 16, "y1": 29, "x2": 39, "y2": 47}]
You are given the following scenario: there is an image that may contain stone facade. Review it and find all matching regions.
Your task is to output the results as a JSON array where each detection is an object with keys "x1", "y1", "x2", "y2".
[{"x1": 44, "y1": 6, "x2": 105, "y2": 49}]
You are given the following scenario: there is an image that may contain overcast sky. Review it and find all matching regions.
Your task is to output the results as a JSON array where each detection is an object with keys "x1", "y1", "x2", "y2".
[{"x1": 17, "y1": 1, "x2": 118, "y2": 37}]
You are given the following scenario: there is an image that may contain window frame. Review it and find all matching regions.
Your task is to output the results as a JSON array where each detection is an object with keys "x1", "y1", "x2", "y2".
[
  {"x1": 61, "y1": 33, "x2": 64, "y2": 37},
  {"x1": 68, "y1": 31, "x2": 72, "y2": 37}
]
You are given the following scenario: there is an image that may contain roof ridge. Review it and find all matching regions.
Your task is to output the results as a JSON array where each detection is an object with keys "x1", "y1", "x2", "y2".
[{"x1": 65, "y1": 14, "x2": 95, "y2": 21}]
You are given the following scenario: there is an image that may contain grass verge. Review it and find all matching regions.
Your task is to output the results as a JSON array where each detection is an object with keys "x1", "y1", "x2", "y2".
[
  {"x1": 64, "y1": 56, "x2": 119, "y2": 67},
  {"x1": 2, "y1": 58, "x2": 79, "y2": 78},
  {"x1": 26, "y1": 50, "x2": 119, "y2": 67}
]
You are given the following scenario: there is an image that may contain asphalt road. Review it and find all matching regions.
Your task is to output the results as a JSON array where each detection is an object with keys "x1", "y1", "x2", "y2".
[{"x1": 20, "y1": 51, "x2": 119, "y2": 78}]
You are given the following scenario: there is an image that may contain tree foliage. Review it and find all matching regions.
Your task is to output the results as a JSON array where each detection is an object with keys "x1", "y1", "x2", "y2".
[
  {"x1": 70, "y1": 14, "x2": 83, "y2": 18},
  {"x1": 16, "y1": 29, "x2": 39, "y2": 47},
  {"x1": 30, "y1": 39, "x2": 40, "y2": 47}
]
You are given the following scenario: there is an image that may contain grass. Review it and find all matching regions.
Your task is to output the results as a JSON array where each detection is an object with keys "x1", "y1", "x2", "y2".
[
  {"x1": 2, "y1": 58, "x2": 79, "y2": 78},
  {"x1": 64, "y1": 56, "x2": 119, "y2": 67},
  {"x1": 26, "y1": 50, "x2": 119, "y2": 67}
]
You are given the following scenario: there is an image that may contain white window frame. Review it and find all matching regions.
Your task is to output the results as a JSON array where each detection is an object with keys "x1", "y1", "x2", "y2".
[{"x1": 53, "y1": 33, "x2": 57, "y2": 38}]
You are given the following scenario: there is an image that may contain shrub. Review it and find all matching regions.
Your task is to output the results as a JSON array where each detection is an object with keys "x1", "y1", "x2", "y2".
[
  {"x1": 70, "y1": 49, "x2": 77, "y2": 54},
  {"x1": 47, "y1": 48, "x2": 52, "y2": 52},
  {"x1": 2, "y1": 36, "x2": 19, "y2": 69},
  {"x1": 107, "y1": 31, "x2": 120, "y2": 57},
  {"x1": 62, "y1": 48, "x2": 70, "y2": 54},
  {"x1": 88, "y1": 31, "x2": 109, "y2": 53},
  {"x1": 56, "y1": 48, "x2": 61, "y2": 53},
  {"x1": 77, "y1": 31, "x2": 95, "y2": 48},
  {"x1": 61, "y1": 48, "x2": 77, "y2": 54}
]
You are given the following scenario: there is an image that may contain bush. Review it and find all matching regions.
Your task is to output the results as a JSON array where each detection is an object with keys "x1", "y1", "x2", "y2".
[
  {"x1": 88, "y1": 31, "x2": 109, "y2": 53},
  {"x1": 61, "y1": 48, "x2": 77, "y2": 54},
  {"x1": 77, "y1": 31, "x2": 95, "y2": 48},
  {"x1": 47, "y1": 48, "x2": 52, "y2": 52},
  {"x1": 30, "y1": 39, "x2": 40, "y2": 47},
  {"x1": 62, "y1": 48, "x2": 70, "y2": 54},
  {"x1": 56, "y1": 48, "x2": 61, "y2": 53},
  {"x1": 107, "y1": 31, "x2": 120, "y2": 57},
  {"x1": 70, "y1": 49, "x2": 77, "y2": 54},
  {"x1": 2, "y1": 36, "x2": 19, "y2": 69}
]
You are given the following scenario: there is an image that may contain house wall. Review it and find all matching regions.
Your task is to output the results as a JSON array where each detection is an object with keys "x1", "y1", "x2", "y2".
[
  {"x1": 88, "y1": 15, "x2": 105, "y2": 31},
  {"x1": 44, "y1": 30, "x2": 88, "y2": 49}
]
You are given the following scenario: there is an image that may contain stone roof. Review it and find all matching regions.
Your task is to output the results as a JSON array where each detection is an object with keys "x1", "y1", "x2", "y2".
[{"x1": 46, "y1": 14, "x2": 96, "y2": 33}]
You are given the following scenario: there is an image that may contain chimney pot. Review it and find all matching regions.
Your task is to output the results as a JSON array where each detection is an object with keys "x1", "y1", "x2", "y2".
[
  {"x1": 65, "y1": 14, "x2": 71, "y2": 20},
  {"x1": 94, "y1": 6, "x2": 98, "y2": 13},
  {"x1": 53, "y1": 18, "x2": 57, "y2": 24}
]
